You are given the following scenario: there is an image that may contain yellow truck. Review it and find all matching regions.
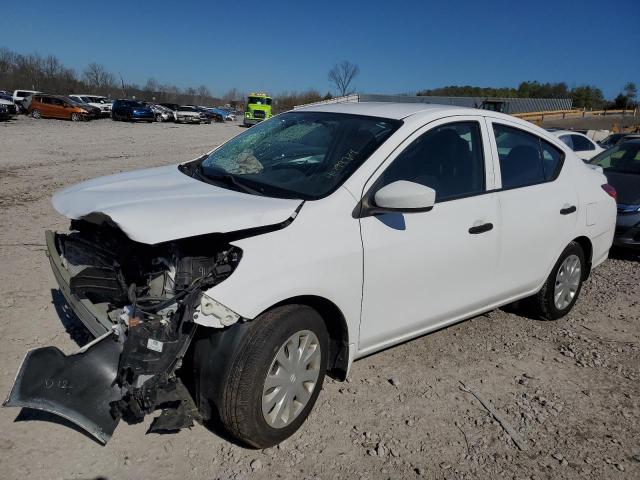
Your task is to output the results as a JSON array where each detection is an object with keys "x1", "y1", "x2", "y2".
[{"x1": 244, "y1": 92, "x2": 272, "y2": 126}]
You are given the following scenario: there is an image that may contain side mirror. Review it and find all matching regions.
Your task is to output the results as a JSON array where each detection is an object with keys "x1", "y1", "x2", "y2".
[{"x1": 356, "y1": 180, "x2": 435, "y2": 217}]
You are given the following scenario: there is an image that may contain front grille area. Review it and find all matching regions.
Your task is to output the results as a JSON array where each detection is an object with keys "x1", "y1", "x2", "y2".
[{"x1": 253, "y1": 110, "x2": 266, "y2": 119}]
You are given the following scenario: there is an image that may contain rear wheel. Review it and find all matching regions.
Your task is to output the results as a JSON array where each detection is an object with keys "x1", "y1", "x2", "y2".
[
  {"x1": 155, "y1": 113, "x2": 163, "y2": 122},
  {"x1": 31, "y1": 109, "x2": 42, "y2": 119},
  {"x1": 527, "y1": 242, "x2": 585, "y2": 320},
  {"x1": 199, "y1": 305, "x2": 328, "y2": 448}
]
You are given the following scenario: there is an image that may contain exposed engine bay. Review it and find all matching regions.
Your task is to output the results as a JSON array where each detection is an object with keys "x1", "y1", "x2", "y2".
[{"x1": 4, "y1": 219, "x2": 243, "y2": 444}]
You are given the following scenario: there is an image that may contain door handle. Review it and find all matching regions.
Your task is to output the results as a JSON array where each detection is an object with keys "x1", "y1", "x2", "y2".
[
  {"x1": 560, "y1": 205, "x2": 577, "y2": 215},
  {"x1": 468, "y1": 222, "x2": 493, "y2": 234}
]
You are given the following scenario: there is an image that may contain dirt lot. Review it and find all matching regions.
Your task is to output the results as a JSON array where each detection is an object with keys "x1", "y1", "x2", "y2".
[{"x1": 1, "y1": 115, "x2": 639, "y2": 480}]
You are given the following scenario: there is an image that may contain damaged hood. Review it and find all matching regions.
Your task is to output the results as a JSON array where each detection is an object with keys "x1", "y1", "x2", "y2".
[{"x1": 52, "y1": 164, "x2": 302, "y2": 244}]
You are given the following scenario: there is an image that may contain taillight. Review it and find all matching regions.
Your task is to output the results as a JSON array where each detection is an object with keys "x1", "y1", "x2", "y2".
[{"x1": 601, "y1": 183, "x2": 617, "y2": 201}]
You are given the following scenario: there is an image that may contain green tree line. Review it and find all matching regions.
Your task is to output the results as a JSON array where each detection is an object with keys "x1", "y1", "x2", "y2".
[{"x1": 418, "y1": 81, "x2": 637, "y2": 110}]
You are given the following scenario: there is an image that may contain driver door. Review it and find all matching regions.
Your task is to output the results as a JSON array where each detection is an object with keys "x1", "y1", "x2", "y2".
[{"x1": 358, "y1": 117, "x2": 500, "y2": 353}]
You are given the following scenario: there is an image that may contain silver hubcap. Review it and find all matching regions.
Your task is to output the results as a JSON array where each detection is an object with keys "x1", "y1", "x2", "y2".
[
  {"x1": 554, "y1": 254, "x2": 581, "y2": 310},
  {"x1": 261, "y1": 330, "x2": 321, "y2": 429}
]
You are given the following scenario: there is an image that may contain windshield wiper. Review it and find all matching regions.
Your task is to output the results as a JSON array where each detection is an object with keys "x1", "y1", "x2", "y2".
[{"x1": 197, "y1": 165, "x2": 265, "y2": 195}]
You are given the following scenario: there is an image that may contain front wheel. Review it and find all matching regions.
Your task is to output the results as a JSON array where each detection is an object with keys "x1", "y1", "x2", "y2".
[
  {"x1": 155, "y1": 113, "x2": 163, "y2": 122},
  {"x1": 203, "y1": 305, "x2": 328, "y2": 448},
  {"x1": 528, "y1": 242, "x2": 586, "y2": 320},
  {"x1": 31, "y1": 109, "x2": 42, "y2": 119},
  {"x1": 71, "y1": 112, "x2": 82, "y2": 122}
]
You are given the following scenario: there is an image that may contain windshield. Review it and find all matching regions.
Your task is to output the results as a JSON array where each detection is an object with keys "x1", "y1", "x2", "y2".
[
  {"x1": 590, "y1": 143, "x2": 640, "y2": 174},
  {"x1": 198, "y1": 111, "x2": 401, "y2": 199},
  {"x1": 248, "y1": 96, "x2": 272, "y2": 106},
  {"x1": 600, "y1": 134, "x2": 623, "y2": 146}
]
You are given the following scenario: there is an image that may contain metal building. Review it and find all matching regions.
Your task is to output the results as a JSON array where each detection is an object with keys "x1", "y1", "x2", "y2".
[{"x1": 295, "y1": 93, "x2": 572, "y2": 114}]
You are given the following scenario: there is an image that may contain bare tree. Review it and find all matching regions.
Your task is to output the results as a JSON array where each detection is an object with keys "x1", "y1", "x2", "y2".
[
  {"x1": 328, "y1": 61, "x2": 359, "y2": 96},
  {"x1": 82, "y1": 63, "x2": 115, "y2": 90}
]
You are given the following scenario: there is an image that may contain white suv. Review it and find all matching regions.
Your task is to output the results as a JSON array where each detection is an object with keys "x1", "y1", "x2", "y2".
[
  {"x1": 68, "y1": 95, "x2": 113, "y2": 116},
  {"x1": 6, "y1": 103, "x2": 617, "y2": 448}
]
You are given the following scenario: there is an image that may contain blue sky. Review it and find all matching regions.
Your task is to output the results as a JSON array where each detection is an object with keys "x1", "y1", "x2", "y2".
[{"x1": 2, "y1": 0, "x2": 639, "y2": 99}]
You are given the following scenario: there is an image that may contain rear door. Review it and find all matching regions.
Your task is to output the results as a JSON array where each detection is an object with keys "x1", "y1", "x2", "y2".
[
  {"x1": 358, "y1": 116, "x2": 501, "y2": 353},
  {"x1": 487, "y1": 119, "x2": 578, "y2": 298}
]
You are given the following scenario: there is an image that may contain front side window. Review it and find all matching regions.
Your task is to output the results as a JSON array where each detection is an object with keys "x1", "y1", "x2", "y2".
[
  {"x1": 198, "y1": 111, "x2": 400, "y2": 199},
  {"x1": 375, "y1": 122, "x2": 485, "y2": 202},
  {"x1": 570, "y1": 134, "x2": 595, "y2": 151},
  {"x1": 493, "y1": 124, "x2": 564, "y2": 189}
]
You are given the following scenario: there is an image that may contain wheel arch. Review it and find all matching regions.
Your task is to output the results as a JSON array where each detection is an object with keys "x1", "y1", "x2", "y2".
[
  {"x1": 572, "y1": 235, "x2": 593, "y2": 279},
  {"x1": 269, "y1": 295, "x2": 350, "y2": 380}
]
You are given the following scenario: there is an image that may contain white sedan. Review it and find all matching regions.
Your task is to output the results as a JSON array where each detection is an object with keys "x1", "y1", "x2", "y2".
[
  {"x1": 5, "y1": 103, "x2": 616, "y2": 448},
  {"x1": 550, "y1": 129, "x2": 604, "y2": 161}
]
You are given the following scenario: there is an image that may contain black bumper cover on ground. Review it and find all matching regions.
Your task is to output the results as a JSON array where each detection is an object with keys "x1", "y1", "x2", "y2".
[{"x1": 3, "y1": 334, "x2": 123, "y2": 444}]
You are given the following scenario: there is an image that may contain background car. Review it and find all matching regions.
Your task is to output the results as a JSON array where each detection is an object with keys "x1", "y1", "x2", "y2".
[
  {"x1": 28, "y1": 94, "x2": 92, "y2": 121},
  {"x1": 550, "y1": 130, "x2": 604, "y2": 161},
  {"x1": 12, "y1": 89, "x2": 40, "y2": 113},
  {"x1": 67, "y1": 98, "x2": 101, "y2": 118},
  {"x1": 0, "y1": 104, "x2": 10, "y2": 120},
  {"x1": 185, "y1": 105, "x2": 216, "y2": 123},
  {"x1": 0, "y1": 92, "x2": 18, "y2": 116},
  {"x1": 598, "y1": 133, "x2": 640, "y2": 149},
  {"x1": 589, "y1": 140, "x2": 640, "y2": 249},
  {"x1": 69, "y1": 95, "x2": 112, "y2": 116},
  {"x1": 175, "y1": 105, "x2": 203, "y2": 124},
  {"x1": 144, "y1": 103, "x2": 175, "y2": 122},
  {"x1": 111, "y1": 99, "x2": 155, "y2": 122}
]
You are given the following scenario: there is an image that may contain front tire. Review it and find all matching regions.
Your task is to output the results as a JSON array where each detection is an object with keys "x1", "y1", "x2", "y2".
[
  {"x1": 71, "y1": 112, "x2": 81, "y2": 122},
  {"x1": 202, "y1": 305, "x2": 328, "y2": 448},
  {"x1": 528, "y1": 242, "x2": 585, "y2": 320},
  {"x1": 31, "y1": 109, "x2": 42, "y2": 119}
]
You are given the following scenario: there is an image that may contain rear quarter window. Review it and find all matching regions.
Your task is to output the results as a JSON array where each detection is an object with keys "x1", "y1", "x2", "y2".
[{"x1": 493, "y1": 124, "x2": 565, "y2": 189}]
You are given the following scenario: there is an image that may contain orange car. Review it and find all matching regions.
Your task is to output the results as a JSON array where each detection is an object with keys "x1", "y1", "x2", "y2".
[{"x1": 28, "y1": 94, "x2": 92, "y2": 121}]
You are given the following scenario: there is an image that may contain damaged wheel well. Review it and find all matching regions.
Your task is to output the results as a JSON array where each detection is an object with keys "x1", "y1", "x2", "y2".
[{"x1": 271, "y1": 295, "x2": 349, "y2": 380}]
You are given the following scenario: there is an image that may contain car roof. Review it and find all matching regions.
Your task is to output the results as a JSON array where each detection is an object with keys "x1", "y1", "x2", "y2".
[
  {"x1": 294, "y1": 101, "x2": 468, "y2": 120},
  {"x1": 550, "y1": 130, "x2": 589, "y2": 137}
]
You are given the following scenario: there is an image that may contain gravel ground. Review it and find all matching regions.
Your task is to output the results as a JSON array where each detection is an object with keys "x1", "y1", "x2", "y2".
[{"x1": 0, "y1": 115, "x2": 639, "y2": 480}]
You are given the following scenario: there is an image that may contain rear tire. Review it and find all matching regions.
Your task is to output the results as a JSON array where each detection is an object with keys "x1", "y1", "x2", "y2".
[
  {"x1": 198, "y1": 305, "x2": 328, "y2": 448},
  {"x1": 527, "y1": 241, "x2": 585, "y2": 320},
  {"x1": 155, "y1": 113, "x2": 163, "y2": 122}
]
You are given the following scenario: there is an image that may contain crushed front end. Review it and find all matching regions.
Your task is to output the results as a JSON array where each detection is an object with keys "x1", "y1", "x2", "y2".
[{"x1": 3, "y1": 220, "x2": 242, "y2": 444}]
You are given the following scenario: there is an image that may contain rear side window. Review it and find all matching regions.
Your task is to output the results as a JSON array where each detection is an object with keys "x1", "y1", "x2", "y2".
[
  {"x1": 377, "y1": 121, "x2": 485, "y2": 202},
  {"x1": 570, "y1": 134, "x2": 595, "y2": 151},
  {"x1": 493, "y1": 124, "x2": 564, "y2": 189},
  {"x1": 559, "y1": 135, "x2": 573, "y2": 149}
]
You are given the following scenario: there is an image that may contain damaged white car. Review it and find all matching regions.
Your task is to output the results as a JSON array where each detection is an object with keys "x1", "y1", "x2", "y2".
[{"x1": 4, "y1": 103, "x2": 616, "y2": 448}]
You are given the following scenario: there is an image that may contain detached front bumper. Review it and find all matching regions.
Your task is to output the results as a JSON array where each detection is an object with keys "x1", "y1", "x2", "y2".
[
  {"x1": 46, "y1": 230, "x2": 111, "y2": 337},
  {"x1": 3, "y1": 332, "x2": 124, "y2": 444}
]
